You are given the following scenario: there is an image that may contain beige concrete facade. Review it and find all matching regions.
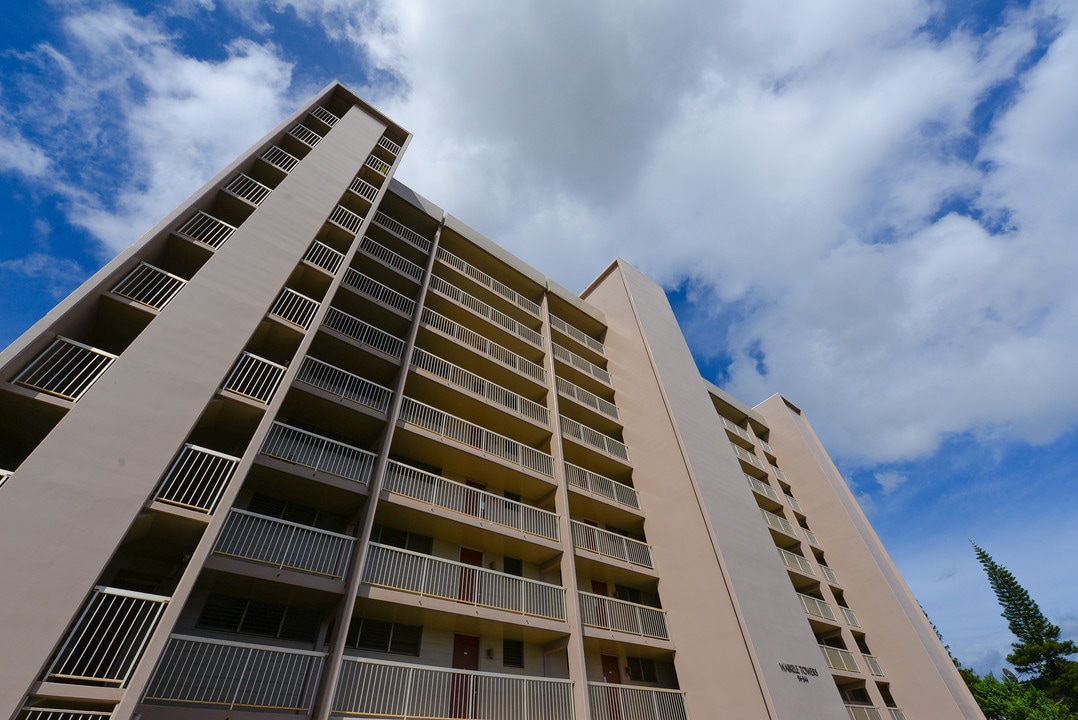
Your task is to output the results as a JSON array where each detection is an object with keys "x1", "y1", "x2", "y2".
[{"x1": 0, "y1": 83, "x2": 981, "y2": 720}]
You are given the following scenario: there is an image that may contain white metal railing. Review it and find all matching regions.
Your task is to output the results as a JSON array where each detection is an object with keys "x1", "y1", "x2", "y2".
[
  {"x1": 17, "y1": 710, "x2": 114, "y2": 720},
  {"x1": 377, "y1": 135, "x2": 402, "y2": 155},
  {"x1": 175, "y1": 211, "x2": 236, "y2": 249},
  {"x1": 785, "y1": 494, "x2": 803, "y2": 513},
  {"x1": 384, "y1": 460, "x2": 559, "y2": 541},
  {"x1": 363, "y1": 543, "x2": 566, "y2": 619},
  {"x1": 770, "y1": 464, "x2": 788, "y2": 482},
  {"x1": 571, "y1": 521, "x2": 653, "y2": 568},
  {"x1": 429, "y1": 275, "x2": 544, "y2": 348},
  {"x1": 303, "y1": 239, "x2": 345, "y2": 274},
  {"x1": 111, "y1": 262, "x2": 186, "y2": 310},
  {"x1": 846, "y1": 705, "x2": 883, "y2": 720},
  {"x1": 343, "y1": 267, "x2": 416, "y2": 315},
  {"x1": 15, "y1": 337, "x2": 116, "y2": 401},
  {"x1": 720, "y1": 416, "x2": 753, "y2": 442},
  {"x1": 154, "y1": 443, "x2": 240, "y2": 513},
  {"x1": 45, "y1": 586, "x2": 168, "y2": 686},
  {"x1": 549, "y1": 314, "x2": 605, "y2": 356},
  {"x1": 310, "y1": 105, "x2": 339, "y2": 126},
  {"x1": 260, "y1": 144, "x2": 299, "y2": 173},
  {"x1": 329, "y1": 204, "x2": 365, "y2": 235},
  {"x1": 295, "y1": 355, "x2": 392, "y2": 413},
  {"x1": 322, "y1": 306, "x2": 405, "y2": 358},
  {"x1": 733, "y1": 444, "x2": 765, "y2": 469},
  {"x1": 421, "y1": 308, "x2": 546, "y2": 383},
  {"x1": 223, "y1": 174, "x2": 271, "y2": 206},
  {"x1": 779, "y1": 548, "x2": 815, "y2": 576},
  {"x1": 222, "y1": 351, "x2": 286, "y2": 403},
  {"x1": 435, "y1": 246, "x2": 542, "y2": 318},
  {"x1": 214, "y1": 508, "x2": 354, "y2": 578},
  {"x1": 360, "y1": 235, "x2": 425, "y2": 280},
  {"x1": 398, "y1": 397, "x2": 555, "y2": 477},
  {"x1": 819, "y1": 645, "x2": 860, "y2": 673},
  {"x1": 289, "y1": 123, "x2": 322, "y2": 147},
  {"x1": 804, "y1": 529, "x2": 821, "y2": 547},
  {"x1": 365, "y1": 154, "x2": 391, "y2": 175},
  {"x1": 350, "y1": 175, "x2": 379, "y2": 202},
  {"x1": 334, "y1": 656, "x2": 574, "y2": 719},
  {"x1": 862, "y1": 654, "x2": 884, "y2": 676},
  {"x1": 821, "y1": 565, "x2": 840, "y2": 585},
  {"x1": 888, "y1": 709, "x2": 908, "y2": 720},
  {"x1": 270, "y1": 287, "x2": 319, "y2": 329},
  {"x1": 760, "y1": 509, "x2": 797, "y2": 536},
  {"x1": 372, "y1": 211, "x2": 432, "y2": 253},
  {"x1": 552, "y1": 343, "x2": 612, "y2": 385},
  {"x1": 260, "y1": 421, "x2": 376, "y2": 484},
  {"x1": 144, "y1": 634, "x2": 324, "y2": 711},
  {"x1": 758, "y1": 438, "x2": 774, "y2": 455},
  {"x1": 555, "y1": 376, "x2": 619, "y2": 421},
  {"x1": 798, "y1": 593, "x2": 836, "y2": 621},
  {"x1": 411, "y1": 348, "x2": 549, "y2": 425},
  {"x1": 841, "y1": 606, "x2": 861, "y2": 628},
  {"x1": 560, "y1": 415, "x2": 629, "y2": 461},
  {"x1": 747, "y1": 474, "x2": 780, "y2": 501},
  {"x1": 564, "y1": 462, "x2": 640, "y2": 510},
  {"x1": 0, "y1": 468, "x2": 12, "y2": 489},
  {"x1": 579, "y1": 592, "x2": 668, "y2": 639},
  {"x1": 588, "y1": 683, "x2": 688, "y2": 720}
]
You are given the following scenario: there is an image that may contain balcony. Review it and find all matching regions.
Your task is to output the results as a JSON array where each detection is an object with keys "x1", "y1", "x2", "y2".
[
  {"x1": 565, "y1": 462, "x2": 640, "y2": 511},
  {"x1": 359, "y1": 235, "x2": 425, "y2": 281},
  {"x1": 770, "y1": 464, "x2": 788, "y2": 482},
  {"x1": 363, "y1": 542, "x2": 566, "y2": 620},
  {"x1": 862, "y1": 653, "x2": 884, "y2": 676},
  {"x1": 213, "y1": 508, "x2": 354, "y2": 579},
  {"x1": 372, "y1": 211, "x2": 433, "y2": 254},
  {"x1": 571, "y1": 521, "x2": 653, "y2": 569},
  {"x1": 398, "y1": 396, "x2": 555, "y2": 477},
  {"x1": 14, "y1": 337, "x2": 116, "y2": 401},
  {"x1": 804, "y1": 529, "x2": 822, "y2": 547},
  {"x1": 552, "y1": 343, "x2": 611, "y2": 386},
  {"x1": 174, "y1": 210, "x2": 236, "y2": 249},
  {"x1": 846, "y1": 706, "x2": 883, "y2": 720},
  {"x1": 549, "y1": 314, "x2": 605, "y2": 357},
  {"x1": 797, "y1": 593, "x2": 836, "y2": 621},
  {"x1": 579, "y1": 592, "x2": 668, "y2": 639},
  {"x1": 888, "y1": 709, "x2": 908, "y2": 720},
  {"x1": 377, "y1": 135, "x2": 402, "y2": 155},
  {"x1": 747, "y1": 474, "x2": 780, "y2": 502},
  {"x1": 587, "y1": 683, "x2": 688, "y2": 720},
  {"x1": 785, "y1": 494, "x2": 803, "y2": 513},
  {"x1": 269, "y1": 287, "x2": 320, "y2": 329},
  {"x1": 295, "y1": 355, "x2": 393, "y2": 413},
  {"x1": 384, "y1": 459, "x2": 560, "y2": 541},
  {"x1": 44, "y1": 586, "x2": 169, "y2": 687},
  {"x1": 322, "y1": 306, "x2": 405, "y2": 359},
  {"x1": 819, "y1": 644, "x2": 860, "y2": 673},
  {"x1": 111, "y1": 262, "x2": 187, "y2": 310},
  {"x1": 221, "y1": 352, "x2": 286, "y2": 403},
  {"x1": 259, "y1": 421, "x2": 377, "y2": 485},
  {"x1": 334, "y1": 656, "x2": 574, "y2": 719},
  {"x1": 720, "y1": 416, "x2": 753, "y2": 443},
  {"x1": 303, "y1": 239, "x2": 345, "y2": 275},
  {"x1": 732, "y1": 444, "x2": 765, "y2": 470},
  {"x1": 821, "y1": 565, "x2": 840, "y2": 585},
  {"x1": 343, "y1": 267, "x2": 416, "y2": 316},
  {"x1": 560, "y1": 415, "x2": 630, "y2": 462},
  {"x1": 429, "y1": 276, "x2": 544, "y2": 348},
  {"x1": 778, "y1": 548, "x2": 815, "y2": 576},
  {"x1": 222, "y1": 173, "x2": 271, "y2": 206},
  {"x1": 422, "y1": 308, "x2": 546, "y2": 384},
  {"x1": 288, "y1": 123, "x2": 322, "y2": 147},
  {"x1": 153, "y1": 443, "x2": 241, "y2": 513},
  {"x1": 310, "y1": 105, "x2": 339, "y2": 126},
  {"x1": 349, "y1": 175, "x2": 379, "y2": 202},
  {"x1": 760, "y1": 509, "x2": 797, "y2": 537},
  {"x1": 758, "y1": 438, "x2": 775, "y2": 455},
  {"x1": 143, "y1": 634, "x2": 324, "y2": 712},
  {"x1": 436, "y1": 246, "x2": 542, "y2": 318},
  {"x1": 556, "y1": 376, "x2": 619, "y2": 421},
  {"x1": 259, "y1": 144, "x2": 299, "y2": 173},
  {"x1": 16, "y1": 710, "x2": 112, "y2": 720},
  {"x1": 841, "y1": 606, "x2": 861, "y2": 628},
  {"x1": 329, "y1": 204, "x2": 366, "y2": 235},
  {"x1": 365, "y1": 154, "x2": 391, "y2": 175}
]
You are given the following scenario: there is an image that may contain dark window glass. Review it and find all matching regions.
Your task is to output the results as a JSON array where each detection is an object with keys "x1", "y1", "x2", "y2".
[
  {"x1": 197, "y1": 594, "x2": 247, "y2": 631},
  {"x1": 390, "y1": 623, "x2": 423, "y2": 655},
  {"x1": 504, "y1": 557, "x2": 523, "y2": 577},
  {"x1": 240, "y1": 600, "x2": 286, "y2": 637},
  {"x1": 615, "y1": 585, "x2": 642, "y2": 604},
  {"x1": 279, "y1": 607, "x2": 320, "y2": 642},
  {"x1": 357, "y1": 619, "x2": 394, "y2": 650},
  {"x1": 627, "y1": 656, "x2": 657, "y2": 682},
  {"x1": 503, "y1": 639, "x2": 525, "y2": 667}
]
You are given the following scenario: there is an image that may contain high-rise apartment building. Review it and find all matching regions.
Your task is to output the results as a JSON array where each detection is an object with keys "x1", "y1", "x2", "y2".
[{"x1": 0, "y1": 83, "x2": 982, "y2": 720}]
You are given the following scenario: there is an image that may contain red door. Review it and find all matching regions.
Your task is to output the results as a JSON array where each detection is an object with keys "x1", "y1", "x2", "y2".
[
  {"x1": 459, "y1": 547, "x2": 483, "y2": 604},
  {"x1": 592, "y1": 580, "x2": 609, "y2": 627},
  {"x1": 465, "y1": 479, "x2": 486, "y2": 517},
  {"x1": 601, "y1": 654, "x2": 623, "y2": 720},
  {"x1": 451, "y1": 634, "x2": 480, "y2": 717}
]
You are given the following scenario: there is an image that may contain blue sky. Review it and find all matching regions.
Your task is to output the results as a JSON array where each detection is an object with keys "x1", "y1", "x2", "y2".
[{"x1": 2, "y1": 0, "x2": 1076, "y2": 678}]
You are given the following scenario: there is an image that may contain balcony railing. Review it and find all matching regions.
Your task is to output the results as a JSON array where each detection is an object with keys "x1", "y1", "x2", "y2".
[
  {"x1": 303, "y1": 239, "x2": 345, "y2": 274},
  {"x1": 0, "y1": 468, "x2": 12, "y2": 489},
  {"x1": 399, "y1": 397, "x2": 555, "y2": 477},
  {"x1": 363, "y1": 543, "x2": 566, "y2": 620},
  {"x1": 15, "y1": 337, "x2": 117, "y2": 401},
  {"x1": 144, "y1": 634, "x2": 324, "y2": 712},
  {"x1": 758, "y1": 438, "x2": 774, "y2": 455},
  {"x1": 746, "y1": 474, "x2": 779, "y2": 502},
  {"x1": 270, "y1": 287, "x2": 320, "y2": 329},
  {"x1": 153, "y1": 443, "x2": 240, "y2": 513},
  {"x1": 846, "y1": 705, "x2": 883, "y2": 720},
  {"x1": 260, "y1": 144, "x2": 299, "y2": 173},
  {"x1": 359, "y1": 235, "x2": 424, "y2": 280},
  {"x1": 770, "y1": 464, "x2": 788, "y2": 482},
  {"x1": 549, "y1": 314, "x2": 605, "y2": 356},
  {"x1": 720, "y1": 416, "x2": 753, "y2": 442},
  {"x1": 587, "y1": 683, "x2": 688, "y2": 720},
  {"x1": 260, "y1": 422, "x2": 376, "y2": 484},
  {"x1": 732, "y1": 444, "x2": 765, "y2": 470},
  {"x1": 377, "y1": 135, "x2": 402, "y2": 155},
  {"x1": 334, "y1": 656, "x2": 574, "y2": 720},
  {"x1": 819, "y1": 645, "x2": 860, "y2": 673},
  {"x1": 760, "y1": 509, "x2": 797, "y2": 537},
  {"x1": 564, "y1": 462, "x2": 640, "y2": 510},
  {"x1": 17, "y1": 710, "x2": 113, "y2": 720},
  {"x1": 329, "y1": 204, "x2": 365, "y2": 235},
  {"x1": 322, "y1": 306, "x2": 405, "y2": 358},
  {"x1": 804, "y1": 529, "x2": 822, "y2": 547},
  {"x1": 295, "y1": 355, "x2": 392, "y2": 413},
  {"x1": 841, "y1": 606, "x2": 861, "y2": 628},
  {"x1": 571, "y1": 521, "x2": 653, "y2": 568},
  {"x1": 797, "y1": 593, "x2": 836, "y2": 621},
  {"x1": 288, "y1": 123, "x2": 322, "y2": 147},
  {"x1": 552, "y1": 343, "x2": 611, "y2": 386},
  {"x1": 111, "y1": 262, "x2": 187, "y2": 310},
  {"x1": 579, "y1": 592, "x2": 668, "y2": 639},
  {"x1": 862, "y1": 654, "x2": 884, "y2": 676},
  {"x1": 411, "y1": 348, "x2": 549, "y2": 425},
  {"x1": 349, "y1": 175, "x2": 379, "y2": 202},
  {"x1": 223, "y1": 173, "x2": 271, "y2": 206},
  {"x1": 310, "y1": 105, "x2": 339, "y2": 126},
  {"x1": 45, "y1": 586, "x2": 168, "y2": 687},
  {"x1": 175, "y1": 211, "x2": 236, "y2": 249},
  {"x1": 888, "y1": 709, "x2": 908, "y2": 720},
  {"x1": 429, "y1": 276, "x2": 544, "y2": 348},
  {"x1": 365, "y1": 154, "x2": 391, "y2": 175},
  {"x1": 222, "y1": 352, "x2": 286, "y2": 403},
  {"x1": 556, "y1": 376, "x2": 619, "y2": 421},
  {"x1": 560, "y1": 416, "x2": 629, "y2": 462},
  {"x1": 785, "y1": 494, "x2": 803, "y2": 513},
  {"x1": 778, "y1": 548, "x2": 815, "y2": 576},
  {"x1": 343, "y1": 267, "x2": 416, "y2": 316},
  {"x1": 372, "y1": 211, "x2": 432, "y2": 253},
  {"x1": 422, "y1": 308, "x2": 546, "y2": 383},
  {"x1": 821, "y1": 565, "x2": 840, "y2": 585},
  {"x1": 214, "y1": 508, "x2": 354, "y2": 579},
  {"x1": 384, "y1": 460, "x2": 560, "y2": 541},
  {"x1": 435, "y1": 246, "x2": 542, "y2": 318}
]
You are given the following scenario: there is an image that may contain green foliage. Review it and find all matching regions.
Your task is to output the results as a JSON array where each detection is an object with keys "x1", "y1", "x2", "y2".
[{"x1": 967, "y1": 674, "x2": 1077, "y2": 720}]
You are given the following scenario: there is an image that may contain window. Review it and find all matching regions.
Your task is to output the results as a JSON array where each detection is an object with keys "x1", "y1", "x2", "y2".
[
  {"x1": 197, "y1": 594, "x2": 320, "y2": 642},
  {"x1": 503, "y1": 556, "x2": 523, "y2": 577},
  {"x1": 347, "y1": 617, "x2": 422, "y2": 655},
  {"x1": 372, "y1": 525, "x2": 434, "y2": 554},
  {"x1": 626, "y1": 656, "x2": 657, "y2": 683},
  {"x1": 503, "y1": 639, "x2": 525, "y2": 668},
  {"x1": 614, "y1": 584, "x2": 642, "y2": 604}
]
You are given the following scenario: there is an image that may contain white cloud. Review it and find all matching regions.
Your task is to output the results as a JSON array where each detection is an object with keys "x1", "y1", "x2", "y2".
[
  {"x1": 0, "y1": 252, "x2": 86, "y2": 298},
  {"x1": 874, "y1": 471, "x2": 909, "y2": 495}
]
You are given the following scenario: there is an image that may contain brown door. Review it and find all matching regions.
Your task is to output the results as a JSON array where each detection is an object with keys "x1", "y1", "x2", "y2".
[
  {"x1": 459, "y1": 547, "x2": 483, "y2": 604},
  {"x1": 465, "y1": 479, "x2": 486, "y2": 517},
  {"x1": 451, "y1": 634, "x2": 480, "y2": 717},
  {"x1": 601, "y1": 654, "x2": 622, "y2": 720},
  {"x1": 592, "y1": 580, "x2": 609, "y2": 627}
]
